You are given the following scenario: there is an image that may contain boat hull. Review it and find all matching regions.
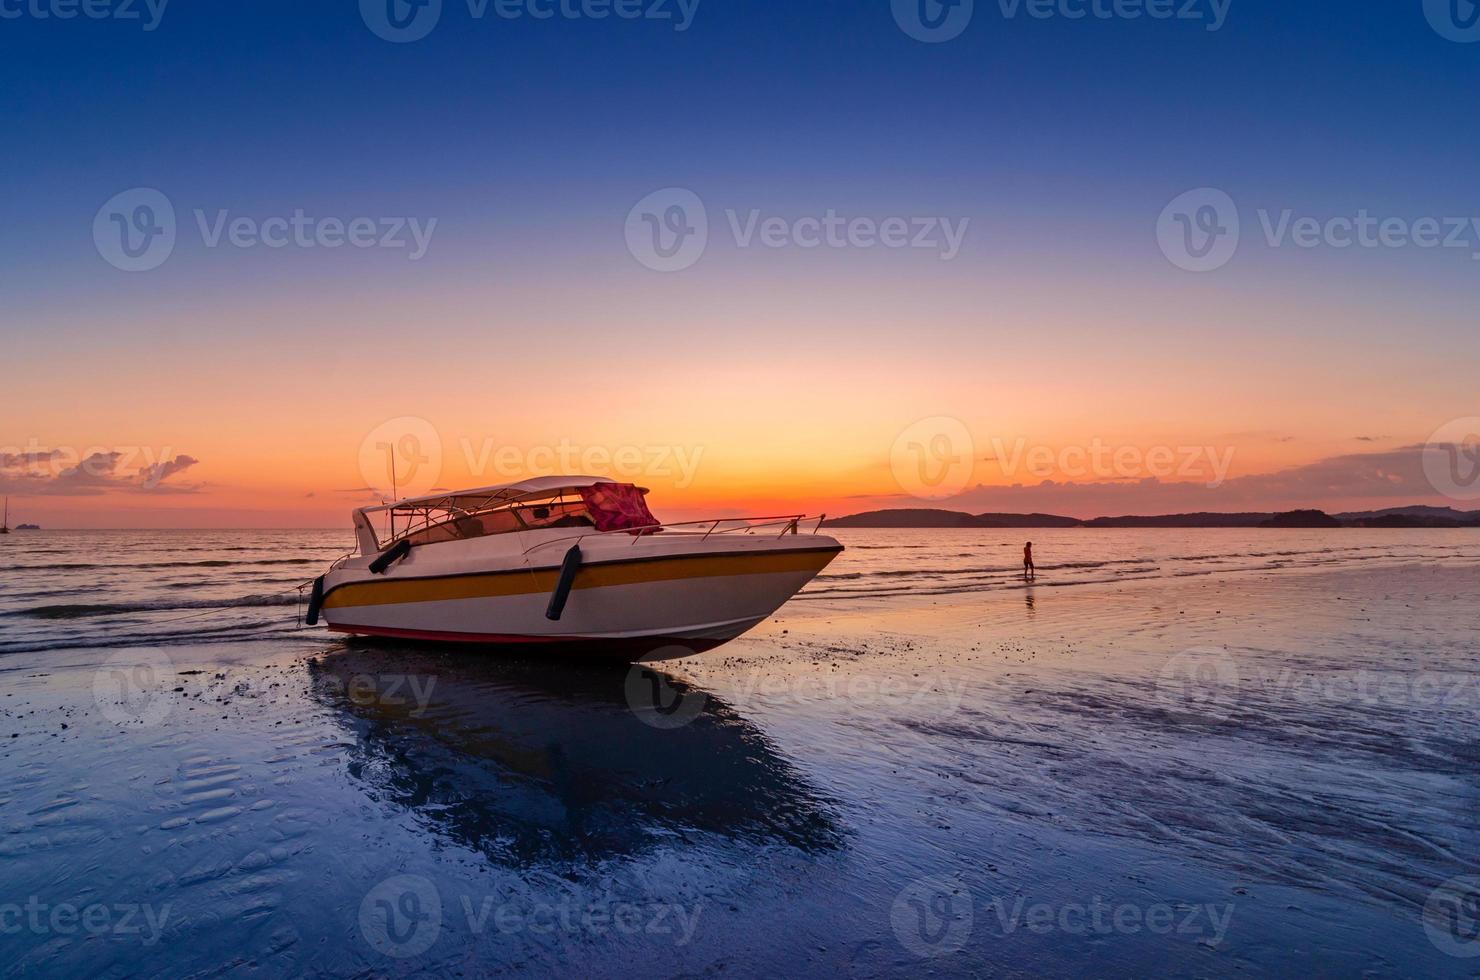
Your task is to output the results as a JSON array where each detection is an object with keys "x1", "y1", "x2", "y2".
[{"x1": 319, "y1": 541, "x2": 842, "y2": 661}]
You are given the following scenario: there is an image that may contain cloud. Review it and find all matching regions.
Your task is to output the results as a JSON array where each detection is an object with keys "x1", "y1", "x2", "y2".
[
  {"x1": 139, "y1": 454, "x2": 199, "y2": 488},
  {"x1": 0, "y1": 447, "x2": 204, "y2": 496},
  {"x1": 0, "y1": 450, "x2": 64, "y2": 468}
]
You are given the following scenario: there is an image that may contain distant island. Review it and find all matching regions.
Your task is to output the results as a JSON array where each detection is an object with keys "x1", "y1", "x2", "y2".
[
  {"x1": 825, "y1": 505, "x2": 1480, "y2": 529},
  {"x1": 16, "y1": 523, "x2": 40, "y2": 530}
]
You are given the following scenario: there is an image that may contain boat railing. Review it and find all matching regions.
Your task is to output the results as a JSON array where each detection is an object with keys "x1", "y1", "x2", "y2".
[
  {"x1": 519, "y1": 514, "x2": 829, "y2": 557},
  {"x1": 332, "y1": 510, "x2": 830, "y2": 566},
  {"x1": 329, "y1": 545, "x2": 361, "y2": 571}
]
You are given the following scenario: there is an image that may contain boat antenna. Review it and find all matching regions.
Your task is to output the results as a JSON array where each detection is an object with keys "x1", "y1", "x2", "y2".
[{"x1": 387, "y1": 446, "x2": 398, "y2": 539}]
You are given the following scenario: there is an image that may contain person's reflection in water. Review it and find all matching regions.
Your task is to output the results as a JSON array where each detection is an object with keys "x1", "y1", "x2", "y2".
[
  {"x1": 1024, "y1": 590, "x2": 1036, "y2": 618},
  {"x1": 309, "y1": 644, "x2": 842, "y2": 867}
]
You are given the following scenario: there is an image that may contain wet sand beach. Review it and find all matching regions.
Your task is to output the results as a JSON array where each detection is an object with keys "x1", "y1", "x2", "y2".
[{"x1": 2, "y1": 530, "x2": 1478, "y2": 975}]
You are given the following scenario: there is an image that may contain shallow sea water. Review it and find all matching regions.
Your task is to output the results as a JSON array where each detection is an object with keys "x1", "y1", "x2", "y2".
[{"x1": 1, "y1": 529, "x2": 1478, "y2": 976}]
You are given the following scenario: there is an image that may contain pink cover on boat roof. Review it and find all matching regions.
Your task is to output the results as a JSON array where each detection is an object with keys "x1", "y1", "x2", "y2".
[{"x1": 579, "y1": 483, "x2": 660, "y2": 533}]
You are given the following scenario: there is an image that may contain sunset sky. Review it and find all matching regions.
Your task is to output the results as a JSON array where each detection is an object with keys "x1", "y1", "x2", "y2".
[{"x1": 4, "y1": 1, "x2": 1479, "y2": 527}]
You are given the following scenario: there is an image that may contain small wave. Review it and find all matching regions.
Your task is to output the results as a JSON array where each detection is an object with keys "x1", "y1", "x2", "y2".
[
  {"x1": 0, "y1": 624, "x2": 311, "y2": 658},
  {"x1": 5, "y1": 594, "x2": 303, "y2": 621},
  {"x1": 15, "y1": 558, "x2": 317, "y2": 572},
  {"x1": 849, "y1": 545, "x2": 933, "y2": 550},
  {"x1": 1047, "y1": 558, "x2": 1158, "y2": 570}
]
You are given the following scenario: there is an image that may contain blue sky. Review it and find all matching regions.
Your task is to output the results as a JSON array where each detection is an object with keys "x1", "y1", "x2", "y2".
[{"x1": 4, "y1": 0, "x2": 1480, "y2": 523}]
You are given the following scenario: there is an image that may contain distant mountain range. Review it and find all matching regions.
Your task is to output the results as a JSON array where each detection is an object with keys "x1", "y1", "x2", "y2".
[{"x1": 825, "y1": 505, "x2": 1480, "y2": 529}]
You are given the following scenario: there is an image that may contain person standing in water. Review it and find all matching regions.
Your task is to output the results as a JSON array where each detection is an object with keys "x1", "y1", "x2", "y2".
[{"x1": 1023, "y1": 541, "x2": 1035, "y2": 580}]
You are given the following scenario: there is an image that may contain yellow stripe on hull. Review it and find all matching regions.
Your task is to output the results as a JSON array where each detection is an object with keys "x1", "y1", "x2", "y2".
[{"x1": 322, "y1": 547, "x2": 840, "y2": 611}]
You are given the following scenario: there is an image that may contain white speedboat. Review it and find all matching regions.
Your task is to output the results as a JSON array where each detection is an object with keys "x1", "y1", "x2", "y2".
[{"x1": 306, "y1": 476, "x2": 842, "y2": 661}]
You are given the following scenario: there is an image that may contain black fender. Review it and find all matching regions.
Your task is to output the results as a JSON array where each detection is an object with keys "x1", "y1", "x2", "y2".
[
  {"x1": 545, "y1": 545, "x2": 583, "y2": 621},
  {"x1": 368, "y1": 538, "x2": 413, "y2": 575},
  {"x1": 304, "y1": 575, "x2": 325, "y2": 626}
]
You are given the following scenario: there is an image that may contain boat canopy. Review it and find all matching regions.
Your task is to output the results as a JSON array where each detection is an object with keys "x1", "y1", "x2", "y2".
[
  {"x1": 354, "y1": 475, "x2": 621, "y2": 517},
  {"x1": 351, "y1": 476, "x2": 659, "y2": 554}
]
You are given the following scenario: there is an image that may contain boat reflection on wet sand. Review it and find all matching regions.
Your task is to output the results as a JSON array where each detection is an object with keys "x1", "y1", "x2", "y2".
[{"x1": 308, "y1": 643, "x2": 843, "y2": 865}]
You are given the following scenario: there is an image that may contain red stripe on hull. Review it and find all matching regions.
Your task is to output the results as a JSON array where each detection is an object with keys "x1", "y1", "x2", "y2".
[{"x1": 326, "y1": 623, "x2": 727, "y2": 659}]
